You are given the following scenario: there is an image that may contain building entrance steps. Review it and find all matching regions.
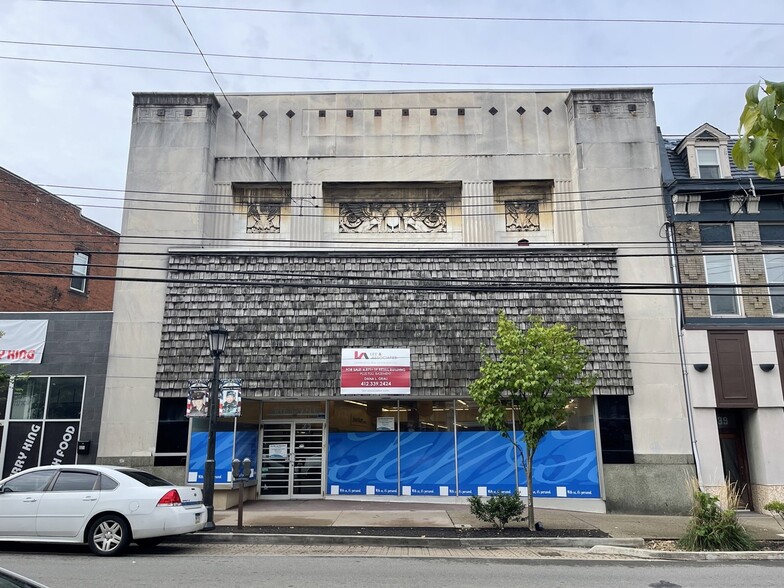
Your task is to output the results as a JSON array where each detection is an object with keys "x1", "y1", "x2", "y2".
[{"x1": 212, "y1": 499, "x2": 784, "y2": 542}]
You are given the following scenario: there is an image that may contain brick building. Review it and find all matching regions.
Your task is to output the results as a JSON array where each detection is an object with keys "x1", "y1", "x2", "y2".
[
  {"x1": 0, "y1": 167, "x2": 118, "y2": 477},
  {"x1": 661, "y1": 123, "x2": 784, "y2": 510},
  {"x1": 0, "y1": 166, "x2": 118, "y2": 311}
]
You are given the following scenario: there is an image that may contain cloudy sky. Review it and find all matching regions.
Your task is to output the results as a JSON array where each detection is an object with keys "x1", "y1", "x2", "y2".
[{"x1": 1, "y1": 0, "x2": 783, "y2": 231}]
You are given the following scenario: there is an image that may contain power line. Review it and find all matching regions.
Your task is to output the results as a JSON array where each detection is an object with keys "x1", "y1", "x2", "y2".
[
  {"x1": 0, "y1": 267, "x2": 755, "y2": 296},
  {"x1": 31, "y1": 1, "x2": 784, "y2": 27},
  {"x1": 1, "y1": 177, "x2": 670, "y2": 204},
  {"x1": 4, "y1": 39, "x2": 783, "y2": 72},
  {"x1": 168, "y1": 0, "x2": 286, "y2": 196},
  {"x1": 0, "y1": 55, "x2": 757, "y2": 88}
]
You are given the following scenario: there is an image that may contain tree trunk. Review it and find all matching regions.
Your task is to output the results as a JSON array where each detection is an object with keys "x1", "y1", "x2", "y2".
[{"x1": 527, "y1": 445, "x2": 535, "y2": 531}]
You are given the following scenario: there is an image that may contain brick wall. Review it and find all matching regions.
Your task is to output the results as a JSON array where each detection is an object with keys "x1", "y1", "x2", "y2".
[
  {"x1": 0, "y1": 168, "x2": 119, "y2": 312},
  {"x1": 675, "y1": 220, "x2": 773, "y2": 318},
  {"x1": 675, "y1": 222, "x2": 709, "y2": 317},
  {"x1": 734, "y1": 222, "x2": 770, "y2": 317}
]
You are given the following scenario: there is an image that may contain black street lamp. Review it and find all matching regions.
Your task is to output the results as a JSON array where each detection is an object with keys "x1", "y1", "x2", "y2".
[{"x1": 203, "y1": 322, "x2": 229, "y2": 530}]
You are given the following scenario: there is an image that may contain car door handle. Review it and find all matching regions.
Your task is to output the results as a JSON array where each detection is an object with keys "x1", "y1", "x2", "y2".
[
  {"x1": 23, "y1": 497, "x2": 38, "y2": 502},
  {"x1": 82, "y1": 496, "x2": 98, "y2": 501}
]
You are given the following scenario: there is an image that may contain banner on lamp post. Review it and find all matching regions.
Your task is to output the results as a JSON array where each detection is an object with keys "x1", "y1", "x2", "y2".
[
  {"x1": 340, "y1": 348, "x2": 410, "y2": 395},
  {"x1": 219, "y1": 379, "x2": 241, "y2": 418},
  {"x1": 186, "y1": 380, "x2": 210, "y2": 418}
]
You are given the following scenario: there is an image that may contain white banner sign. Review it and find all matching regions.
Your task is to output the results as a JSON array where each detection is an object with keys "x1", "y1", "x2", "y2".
[
  {"x1": 341, "y1": 348, "x2": 411, "y2": 395},
  {"x1": 0, "y1": 320, "x2": 48, "y2": 364}
]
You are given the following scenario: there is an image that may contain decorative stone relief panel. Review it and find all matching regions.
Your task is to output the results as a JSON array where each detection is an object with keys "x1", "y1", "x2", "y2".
[
  {"x1": 339, "y1": 203, "x2": 447, "y2": 233},
  {"x1": 505, "y1": 201, "x2": 540, "y2": 232},
  {"x1": 247, "y1": 203, "x2": 281, "y2": 233},
  {"x1": 234, "y1": 185, "x2": 286, "y2": 234}
]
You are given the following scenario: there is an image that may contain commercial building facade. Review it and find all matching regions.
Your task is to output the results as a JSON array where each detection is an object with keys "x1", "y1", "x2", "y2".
[
  {"x1": 0, "y1": 168, "x2": 118, "y2": 477},
  {"x1": 100, "y1": 89, "x2": 694, "y2": 513}
]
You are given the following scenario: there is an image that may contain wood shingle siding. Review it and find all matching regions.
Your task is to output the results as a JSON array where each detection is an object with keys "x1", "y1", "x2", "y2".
[{"x1": 155, "y1": 249, "x2": 633, "y2": 398}]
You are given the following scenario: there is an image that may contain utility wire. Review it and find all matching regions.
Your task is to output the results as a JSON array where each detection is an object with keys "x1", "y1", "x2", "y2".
[
  {"x1": 31, "y1": 1, "x2": 784, "y2": 27},
  {"x1": 0, "y1": 268, "x2": 744, "y2": 296},
  {"x1": 3, "y1": 254, "x2": 781, "y2": 291},
  {"x1": 0, "y1": 177, "x2": 671, "y2": 204},
  {"x1": 0, "y1": 55, "x2": 758, "y2": 88},
  {"x1": 4, "y1": 39, "x2": 783, "y2": 71},
  {"x1": 167, "y1": 1, "x2": 286, "y2": 196}
]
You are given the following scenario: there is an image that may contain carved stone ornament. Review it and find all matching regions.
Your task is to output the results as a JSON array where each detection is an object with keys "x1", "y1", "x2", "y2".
[
  {"x1": 505, "y1": 201, "x2": 540, "y2": 232},
  {"x1": 247, "y1": 203, "x2": 281, "y2": 233},
  {"x1": 339, "y1": 202, "x2": 447, "y2": 233}
]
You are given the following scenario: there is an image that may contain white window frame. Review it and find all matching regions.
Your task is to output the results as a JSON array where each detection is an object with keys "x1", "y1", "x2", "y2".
[
  {"x1": 696, "y1": 147, "x2": 721, "y2": 179},
  {"x1": 764, "y1": 252, "x2": 784, "y2": 316},
  {"x1": 70, "y1": 252, "x2": 89, "y2": 293},
  {"x1": 704, "y1": 252, "x2": 742, "y2": 316}
]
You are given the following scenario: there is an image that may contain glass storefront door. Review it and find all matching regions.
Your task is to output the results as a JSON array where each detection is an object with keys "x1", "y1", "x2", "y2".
[{"x1": 259, "y1": 422, "x2": 324, "y2": 498}]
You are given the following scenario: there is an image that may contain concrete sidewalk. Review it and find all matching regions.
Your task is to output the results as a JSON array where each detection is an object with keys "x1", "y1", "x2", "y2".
[{"x1": 211, "y1": 499, "x2": 784, "y2": 542}]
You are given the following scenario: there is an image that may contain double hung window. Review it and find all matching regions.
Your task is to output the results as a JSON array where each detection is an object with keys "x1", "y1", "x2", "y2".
[
  {"x1": 70, "y1": 252, "x2": 89, "y2": 293},
  {"x1": 696, "y1": 147, "x2": 721, "y2": 179},
  {"x1": 761, "y1": 224, "x2": 784, "y2": 315},
  {"x1": 700, "y1": 224, "x2": 740, "y2": 316}
]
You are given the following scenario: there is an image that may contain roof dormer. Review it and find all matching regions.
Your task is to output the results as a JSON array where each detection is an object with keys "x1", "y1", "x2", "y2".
[{"x1": 674, "y1": 123, "x2": 732, "y2": 180}]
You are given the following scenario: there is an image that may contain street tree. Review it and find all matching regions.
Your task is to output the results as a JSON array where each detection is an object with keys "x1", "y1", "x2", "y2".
[
  {"x1": 468, "y1": 312, "x2": 596, "y2": 531},
  {"x1": 732, "y1": 80, "x2": 784, "y2": 180}
]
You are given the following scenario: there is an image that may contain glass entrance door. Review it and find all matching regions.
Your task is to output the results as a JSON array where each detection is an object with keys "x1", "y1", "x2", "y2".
[{"x1": 259, "y1": 422, "x2": 324, "y2": 498}]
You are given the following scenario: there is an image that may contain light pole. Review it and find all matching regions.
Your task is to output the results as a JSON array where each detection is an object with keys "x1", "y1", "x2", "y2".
[{"x1": 203, "y1": 322, "x2": 229, "y2": 531}]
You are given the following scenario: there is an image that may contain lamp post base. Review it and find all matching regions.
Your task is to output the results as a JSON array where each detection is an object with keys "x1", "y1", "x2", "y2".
[{"x1": 203, "y1": 504, "x2": 215, "y2": 531}]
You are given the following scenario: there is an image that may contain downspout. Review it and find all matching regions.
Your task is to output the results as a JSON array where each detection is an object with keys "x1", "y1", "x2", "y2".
[{"x1": 665, "y1": 215, "x2": 704, "y2": 490}]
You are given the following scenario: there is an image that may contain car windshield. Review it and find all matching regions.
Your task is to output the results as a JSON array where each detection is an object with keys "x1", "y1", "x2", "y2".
[{"x1": 119, "y1": 469, "x2": 173, "y2": 487}]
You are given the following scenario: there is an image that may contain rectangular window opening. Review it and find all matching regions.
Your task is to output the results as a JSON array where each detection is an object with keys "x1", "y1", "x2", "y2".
[
  {"x1": 704, "y1": 253, "x2": 740, "y2": 316},
  {"x1": 696, "y1": 147, "x2": 721, "y2": 179},
  {"x1": 765, "y1": 252, "x2": 784, "y2": 315},
  {"x1": 70, "y1": 251, "x2": 89, "y2": 293}
]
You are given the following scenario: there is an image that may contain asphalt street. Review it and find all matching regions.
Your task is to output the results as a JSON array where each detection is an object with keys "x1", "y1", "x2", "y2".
[{"x1": 0, "y1": 543, "x2": 782, "y2": 588}]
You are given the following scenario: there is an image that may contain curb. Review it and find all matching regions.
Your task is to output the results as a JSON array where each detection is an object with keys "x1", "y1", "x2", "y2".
[
  {"x1": 178, "y1": 532, "x2": 645, "y2": 549},
  {"x1": 589, "y1": 545, "x2": 784, "y2": 561}
]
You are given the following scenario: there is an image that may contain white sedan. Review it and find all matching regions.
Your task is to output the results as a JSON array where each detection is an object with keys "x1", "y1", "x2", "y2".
[{"x1": 0, "y1": 465, "x2": 207, "y2": 556}]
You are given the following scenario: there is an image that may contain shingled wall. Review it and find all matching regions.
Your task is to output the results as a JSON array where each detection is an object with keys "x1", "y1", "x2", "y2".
[{"x1": 155, "y1": 249, "x2": 633, "y2": 398}]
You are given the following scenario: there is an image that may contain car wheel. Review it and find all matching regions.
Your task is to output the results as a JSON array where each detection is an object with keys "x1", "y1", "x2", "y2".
[
  {"x1": 87, "y1": 514, "x2": 131, "y2": 556},
  {"x1": 135, "y1": 537, "x2": 165, "y2": 548}
]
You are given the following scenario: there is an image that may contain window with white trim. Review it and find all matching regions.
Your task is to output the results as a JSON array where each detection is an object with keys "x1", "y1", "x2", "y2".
[
  {"x1": 764, "y1": 253, "x2": 784, "y2": 315},
  {"x1": 700, "y1": 224, "x2": 740, "y2": 316},
  {"x1": 760, "y1": 224, "x2": 784, "y2": 315},
  {"x1": 70, "y1": 252, "x2": 89, "y2": 293},
  {"x1": 696, "y1": 148, "x2": 721, "y2": 179},
  {"x1": 704, "y1": 254, "x2": 740, "y2": 315}
]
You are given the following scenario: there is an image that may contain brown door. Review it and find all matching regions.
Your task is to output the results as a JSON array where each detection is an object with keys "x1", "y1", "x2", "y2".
[
  {"x1": 716, "y1": 410, "x2": 752, "y2": 509},
  {"x1": 708, "y1": 331, "x2": 757, "y2": 408}
]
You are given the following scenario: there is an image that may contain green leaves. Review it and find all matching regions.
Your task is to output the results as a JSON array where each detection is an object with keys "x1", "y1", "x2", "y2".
[
  {"x1": 745, "y1": 82, "x2": 760, "y2": 105},
  {"x1": 468, "y1": 311, "x2": 596, "y2": 451},
  {"x1": 734, "y1": 80, "x2": 784, "y2": 180}
]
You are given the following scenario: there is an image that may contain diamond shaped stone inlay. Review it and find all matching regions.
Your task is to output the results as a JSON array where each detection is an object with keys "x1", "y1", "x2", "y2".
[
  {"x1": 258, "y1": 110, "x2": 268, "y2": 119},
  {"x1": 286, "y1": 110, "x2": 295, "y2": 118},
  {"x1": 488, "y1": 106, "x2": 498, "y2": 116},
  {"x1": 516, "y1": 106, "x2": 526, "y2": 115},
  {"x1": 542, "y1": 106, "x2": 552, "y2": 115}
]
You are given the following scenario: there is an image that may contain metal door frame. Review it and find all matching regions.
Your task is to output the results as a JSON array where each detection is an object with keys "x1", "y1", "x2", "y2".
[{"x1": 257, "y1": 419, "x2": 325, "y2": 500}]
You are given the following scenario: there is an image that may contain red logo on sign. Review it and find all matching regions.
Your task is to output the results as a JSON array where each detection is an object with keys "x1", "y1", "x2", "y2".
[{"x1": 354, "y1": 351, "x2": 369, "y2": 359}]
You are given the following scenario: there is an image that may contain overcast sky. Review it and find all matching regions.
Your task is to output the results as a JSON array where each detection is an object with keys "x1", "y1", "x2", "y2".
[{"x1": 1, "y1": 0, "x2": 783, "y2": 231}]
